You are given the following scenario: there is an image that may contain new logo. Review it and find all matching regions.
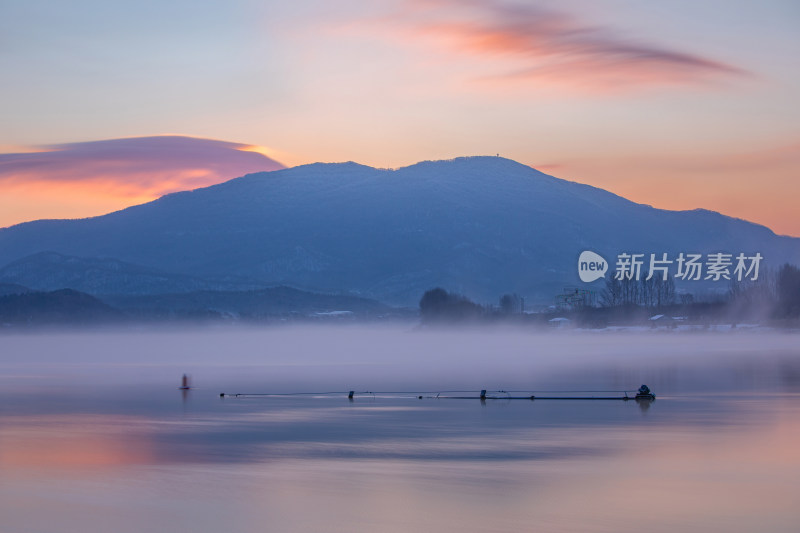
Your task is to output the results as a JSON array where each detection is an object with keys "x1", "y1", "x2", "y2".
[{"x1": 578, "y1": 250, "x2": 608, "y2": 282}]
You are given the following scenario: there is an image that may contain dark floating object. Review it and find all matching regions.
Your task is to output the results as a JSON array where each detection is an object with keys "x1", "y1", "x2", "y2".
[
  {"x1": 179, "y1": 374, "x2": 191, "y2": 390},
  {"x1": 219, "y1": 385, "x2": 656, "y2": 403},
  {"x1": 633, "y1": 384, "x2": 656, "y2": 401}
]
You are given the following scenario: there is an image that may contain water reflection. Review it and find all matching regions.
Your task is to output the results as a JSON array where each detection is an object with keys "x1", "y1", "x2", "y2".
[
  {"x1": 635, "y1": 397, "x2": 653, "y2": 412},
  {"x1": 1, "y1": 395, "x2": 797, "y2": 533},
  {"x1": 0, "y1": 390, "x2": 780, "y2": 466},
  {"x1": 0, "y1": 328, "x2": 798, "y2": 532},
  {"x1": 0, "y1": 415, "x2": 155, "y2": 468}
]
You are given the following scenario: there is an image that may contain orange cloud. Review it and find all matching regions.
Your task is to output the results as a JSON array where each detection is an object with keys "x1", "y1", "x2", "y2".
[
  {"x1": 379, "y1": 0, "x2": 747, "y2": 92},
  {"x1": 0, "y1": 136, "x2": 285, "y2": 228}
]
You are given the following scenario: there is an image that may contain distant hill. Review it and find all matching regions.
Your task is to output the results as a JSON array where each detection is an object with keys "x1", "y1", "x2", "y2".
[
  {"x1": 0, "y1": 252, "x2": 399, "y2": 321},
  {"x1": 0, "y1": 282, "x2": 30, "y2": 296},
  {"x1": 0, "y1": 285, "x2": 398, "y2": 325},
  {"x1": 0, "y1": 156, "x2": 798, "y2": 305},
  {"x1": 0, "y1": 289, "x2": 122, "y2": 325}
]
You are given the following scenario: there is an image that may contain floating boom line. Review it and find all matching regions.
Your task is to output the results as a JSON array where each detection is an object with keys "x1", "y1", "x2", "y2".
[{"x1": 219, "y1": 385, "x2": 656, "y2": 402}]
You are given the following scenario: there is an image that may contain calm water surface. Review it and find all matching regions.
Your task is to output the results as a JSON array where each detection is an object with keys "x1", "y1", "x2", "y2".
[{"x1": 1, "y1": 327, "x2": 798, "y2": 532}]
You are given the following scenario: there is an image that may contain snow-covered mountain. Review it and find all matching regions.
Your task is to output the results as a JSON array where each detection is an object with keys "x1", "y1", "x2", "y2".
[{"x1": 0, "y1": 156, "x2": 797, "y2": 305}]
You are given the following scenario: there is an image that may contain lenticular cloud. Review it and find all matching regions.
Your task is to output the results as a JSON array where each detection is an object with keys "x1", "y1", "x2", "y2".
[{"x1": 0, "y1": 136, "x2": 285, "y2": 197}]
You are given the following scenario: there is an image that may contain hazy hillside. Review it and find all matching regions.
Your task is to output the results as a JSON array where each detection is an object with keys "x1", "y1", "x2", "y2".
[
  {"x1": 0, "y1": 288, "x2": 122, "y2": 325},
  {"x1": 0, "y1": 282, "x2": 31, "y2": 296},
  {"x1": 0, "y1": 156, "x2": 797, "y2": 305},
  {"x1": 103, "y1": 286, "x2": 399, "y2": 320},
  {"x1": 0, "y1": 252, "x2": 266, "y2": 295}
]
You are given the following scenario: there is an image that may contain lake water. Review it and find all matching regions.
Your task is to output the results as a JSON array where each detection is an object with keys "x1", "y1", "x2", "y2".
[{"x1": 1, "y1": 326, "x2": 798, "y2": 532}]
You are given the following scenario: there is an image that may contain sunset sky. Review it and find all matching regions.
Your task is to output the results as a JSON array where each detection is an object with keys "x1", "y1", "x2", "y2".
[{"x1": 1, "y1": 0, "x2": 798, "y2": 235}]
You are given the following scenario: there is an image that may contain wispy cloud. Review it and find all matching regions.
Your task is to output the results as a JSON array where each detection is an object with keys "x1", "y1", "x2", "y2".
[{"x1": 380, "y1": 0, "x2": 747, "y2": 92}]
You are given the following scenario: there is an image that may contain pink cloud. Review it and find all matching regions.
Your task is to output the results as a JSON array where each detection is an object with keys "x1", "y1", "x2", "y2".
[
  {"x1": 0, "y1": 135, "x2": 285, "y2": 198},
  {"x1": 382, "y1": 0, "x2": 747, "y2": 92},
  {"x1": 0, "y1": 136, "x2": 286, "y2": 227}
]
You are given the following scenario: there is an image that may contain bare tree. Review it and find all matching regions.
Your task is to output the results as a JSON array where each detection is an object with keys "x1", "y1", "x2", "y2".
[
  {"x1": 499, "y1": 293, "x2": 521, "y2": 314},
  {"x1": 603, "y1": 273, "x2": 674, "y2": 308}
]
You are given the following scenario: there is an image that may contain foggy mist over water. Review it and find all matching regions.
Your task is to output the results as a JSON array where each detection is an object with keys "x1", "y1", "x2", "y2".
[
  {"x1": 1, "y1": 326, "x2": 798, "y2": 533},
  {"x1": 1, "y1": 325, "x2": 798, "y2": 394}
]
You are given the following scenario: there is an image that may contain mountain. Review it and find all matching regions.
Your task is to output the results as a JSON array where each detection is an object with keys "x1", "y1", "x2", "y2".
[{"x1": 0, "y1": 156, "x2": 798, "y2": 305}]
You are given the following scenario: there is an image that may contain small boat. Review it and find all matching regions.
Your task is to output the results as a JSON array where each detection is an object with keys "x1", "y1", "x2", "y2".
[
  {"x1": 179, "y1": 374, "x2": 191, "y2": 390},
  {"x1": 634, "y1": 384, "x2": 655, "y2": 400}
]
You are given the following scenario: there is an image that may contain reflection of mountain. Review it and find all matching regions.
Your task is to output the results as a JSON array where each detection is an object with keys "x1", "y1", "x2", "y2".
[{"x1": 1, "y1": 156, "x2": 798, "y2": 305}]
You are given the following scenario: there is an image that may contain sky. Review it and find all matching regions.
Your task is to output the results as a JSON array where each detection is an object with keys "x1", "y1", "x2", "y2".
[{"x1": 1, "y1": 0, "x2": 798, "y2": 235}]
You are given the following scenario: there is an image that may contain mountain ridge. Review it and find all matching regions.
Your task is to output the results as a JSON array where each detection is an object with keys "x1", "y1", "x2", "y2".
[{"x1": 0, "y1": 156, "x2": 796, "y2": 305}]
